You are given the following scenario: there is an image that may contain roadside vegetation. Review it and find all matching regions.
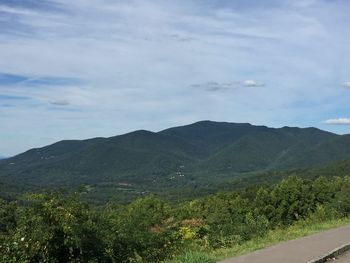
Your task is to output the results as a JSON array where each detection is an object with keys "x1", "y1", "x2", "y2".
[{"x1": 1, "y1": 175, "x2": 350, "y2": 262}]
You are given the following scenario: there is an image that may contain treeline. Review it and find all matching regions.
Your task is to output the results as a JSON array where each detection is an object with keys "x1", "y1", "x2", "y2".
[{"x1": 1, "y1": 176, "x2": 350, "y2": 262}]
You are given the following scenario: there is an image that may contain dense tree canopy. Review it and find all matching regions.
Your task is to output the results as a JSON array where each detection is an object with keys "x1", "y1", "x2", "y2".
[{"x1": 0, "y1": 175, "x2": 349, "y2": 262}]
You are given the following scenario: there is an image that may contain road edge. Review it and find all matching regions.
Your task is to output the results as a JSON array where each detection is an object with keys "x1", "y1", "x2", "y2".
[{"x1": 308, "y1": 243, "x2": 350, "y2": 263}]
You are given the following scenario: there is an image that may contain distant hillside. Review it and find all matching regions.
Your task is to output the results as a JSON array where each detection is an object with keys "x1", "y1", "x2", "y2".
[
  {"x1": 219, "y1": 156, "x2": 350, "y2": 193},
  {"x1": 1, "y1": 120, "x2": 350, "y2": 203}
]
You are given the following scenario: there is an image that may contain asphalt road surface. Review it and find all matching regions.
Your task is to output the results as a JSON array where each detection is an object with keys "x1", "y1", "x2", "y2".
[{"x1": 219, "y1": 225, "x2": 350, "y2": 263}]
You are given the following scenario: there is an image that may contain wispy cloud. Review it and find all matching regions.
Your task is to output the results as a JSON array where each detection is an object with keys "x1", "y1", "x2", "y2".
[
  {"x1": 0, "y1": 72, "x2": 81, "y2": 86},
  {"x1": 192, "y1": 80, "x2": 265, "y2": 92},
  {"x1": 0, "y1": 0, "x2": 350, "y2": 155},
  {"x1": 0, "y1": 73, "x2": 28, "y2": 85},
  {"x1": 323, "y1": 118, "x2": 350, "y2": 125},
  {"x1": 191, "y1": 81, "x2": 235, "y2": 92},
  {"x1": 50, "y1": 99, "x2": 70, "y2": 106},
  {"x1": 0, "y1": 94, "x2": 30, "y2": 101},
  {"x1": 1, "y1": 0, "x2": 63, "y2": 12}
]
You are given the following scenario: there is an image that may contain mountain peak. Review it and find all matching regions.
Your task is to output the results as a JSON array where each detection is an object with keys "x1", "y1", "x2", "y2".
[{"x1": 126, "y1": 129, "x2": 154, "y2": 136}]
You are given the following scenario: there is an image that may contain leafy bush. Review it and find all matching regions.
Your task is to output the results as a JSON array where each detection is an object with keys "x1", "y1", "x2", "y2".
[{"x1": 0, "y1": 192, "x2": 108, "y2": 263}]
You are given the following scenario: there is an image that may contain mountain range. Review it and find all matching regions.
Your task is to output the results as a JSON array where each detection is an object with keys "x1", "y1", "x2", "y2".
[{"x1": 1, "y1": 120, "x2": 350, "y2": 203}]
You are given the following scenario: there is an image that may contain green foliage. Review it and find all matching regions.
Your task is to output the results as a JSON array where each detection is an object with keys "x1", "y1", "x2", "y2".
[
  {"x1": 106, "y1": 196, "x2": 180, "y2": 262},
  {"x1": 267, "y1": 177, "x2": 314, "y2": 226},
  {"x1": 1, "y1": 175, "x2": 350, "y2": 262},
  {"x1": 333, "y1": 177, "x2": 350, "y2": 215},
  {"x1": 167, "y1": 250, "x2": 215, "y2": 263},
  {"x1": 0, "y1": 199, "x2": 16, "y2": 234},
  {"x1": 0, "y1": 192, "x2": 108, "y2": 263}
]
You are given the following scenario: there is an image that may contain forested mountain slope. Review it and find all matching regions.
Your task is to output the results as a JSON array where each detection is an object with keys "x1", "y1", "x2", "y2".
[{"x1": 1, "y1": 121, "x2": 349, "y2": 203}]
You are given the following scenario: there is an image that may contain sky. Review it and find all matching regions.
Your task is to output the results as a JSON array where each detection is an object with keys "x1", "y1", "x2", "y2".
[{"x1": 1, "y1": 0, "x2": 350, "y2": 157}]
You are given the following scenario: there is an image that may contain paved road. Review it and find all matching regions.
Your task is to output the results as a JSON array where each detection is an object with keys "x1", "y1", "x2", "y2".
[
  {"x1": 335, "y1": 250, "x2": 350, "y2": 262},
  {"x1": 219, "y1": 225, "x2": 350, "y2": 263}
]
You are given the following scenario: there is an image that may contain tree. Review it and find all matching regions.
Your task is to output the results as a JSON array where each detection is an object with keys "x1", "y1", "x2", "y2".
[{"x1": 0, "y1": 192, "x2": 107, "y2": 263}]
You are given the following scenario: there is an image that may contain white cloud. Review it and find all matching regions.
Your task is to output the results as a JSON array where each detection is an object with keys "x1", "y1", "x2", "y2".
[
  {"x1": 323, "y1": 118, "x2": 350, "y2": 125},
  {"x1": 342, "y1": 82, "x2": 350, "y2": 88},
  {"x1": 242, "y1": 80, "x2": 265, "y2": 87}
]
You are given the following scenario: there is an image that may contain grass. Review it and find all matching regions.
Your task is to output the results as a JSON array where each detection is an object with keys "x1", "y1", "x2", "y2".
[
  {"x1": 167, "y1": 251, "x2": 215, "y2": 263},
  {"x1": 165, "y1": 217, "x2": 350, "y2": 263}
]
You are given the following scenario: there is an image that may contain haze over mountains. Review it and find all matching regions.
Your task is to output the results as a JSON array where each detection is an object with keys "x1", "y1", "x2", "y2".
[{"x1": 1, "y1": 120, "x2": 350, "y2": 202}]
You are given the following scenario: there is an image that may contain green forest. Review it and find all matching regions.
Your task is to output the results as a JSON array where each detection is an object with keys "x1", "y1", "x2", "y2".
[
  {"x1": 1, "y1": 175, "x2": 350, "y2": 263},
  {"x1": 3, "y1": 121, "x2": 350, "y2": 205}
]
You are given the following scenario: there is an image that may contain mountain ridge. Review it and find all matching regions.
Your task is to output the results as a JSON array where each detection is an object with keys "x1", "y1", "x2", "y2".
[{"x1": 0, "y1": 120, "x2": 349, "y2": 203}]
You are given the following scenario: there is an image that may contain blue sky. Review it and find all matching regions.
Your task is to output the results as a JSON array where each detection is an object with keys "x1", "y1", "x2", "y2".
[{"x1": 1, "y1": 0, "x2": 350, "y2": 156}]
